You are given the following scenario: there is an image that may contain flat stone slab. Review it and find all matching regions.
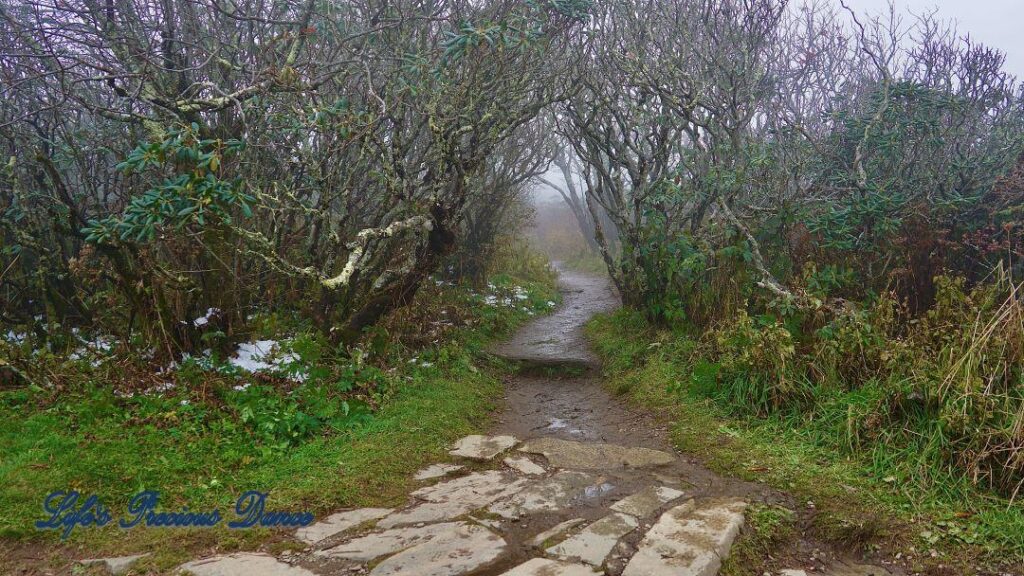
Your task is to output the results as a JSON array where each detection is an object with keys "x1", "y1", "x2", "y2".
[
  {"x1": 316, "y1": 522, "x2": 463, "y2": 561},
  {"x1": 450, "y1": 434, "x2": 518, "y2": 460},
  {"x1": 414, "y1": 463, "x2": 464, "y2": 480},
  {"x1": 370, "y1": 523, "x2": 507, "y2": 576},
  {"x1": 381, "y1": 471, "x2": 529, "y2": 527},
  {"x1": 546, "y1": 512, "x2": 639, "y2": 567},
  {"x1": 178, "y1": 553, "x2": 316, "y2": 576},
  {"x1": 518, "y1": 438, "x2": 674, "y2": 469},
  {"x1": 295, "y1": 507, "x2": 392, "y2": 545},
  {"x1": 609, "y1": 486, "x2": 685, "y2": 518},
  {"x1": 530, "y1": 518, "x2": 587, "y2": 547},
  {"x1": 489, "y1": 470, "x2": 597, "y2": 519},
  {"x1": 81, "y1": 554, "x2": 149, "y2": 574},
  {"x1": 622, "y1": 498, "x2": 747, "y2": 576},
  {"x1": 504, "y1": 456, "x2": 546, "y2": 476},
  {"x1": 499, "y1": 558, "x2": 600, "y2": 575}
]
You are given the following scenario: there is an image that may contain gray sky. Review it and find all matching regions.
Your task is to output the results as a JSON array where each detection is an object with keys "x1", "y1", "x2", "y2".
[{"x1": 842, "y1": 0, "x2": 1024, "y2": 78}]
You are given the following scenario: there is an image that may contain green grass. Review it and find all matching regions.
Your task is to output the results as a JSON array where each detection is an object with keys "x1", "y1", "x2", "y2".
[
  {"x1": 0, "y1": 275, "x2": 558, "y2": 574},
  {"x1": 720, "y1": 504, "x2": 798, "y2": 576},
  {"x1": 558, "y1": 251, "x2": 608, "y2": 275},
  {"x1": 586, "y1": 309, "x2": 1024, "y2": 573}
]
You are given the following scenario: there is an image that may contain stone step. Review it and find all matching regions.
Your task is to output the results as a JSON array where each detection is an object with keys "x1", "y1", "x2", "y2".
[
  {"x1": 315, "y1": 522, "x2": 466, "y2": 562},
  {"x1": 609, "y1": 486, "x2": 685, "y2": 518},
  {"x1": 381, "y1": 470, "x2": 530, "y2": 527},
  {"x1": 621, "y1": 498, "x2": 747, "y2": 576},
  {"x1": 414, "y1": 463, "x2": 464, "y2": 480},
  {"x1": 504, "y1": 455, "x2": 547, "y2": 475},
  {"x1": 369, "y1": 523, "x2": 506, "y2": 576},
  {"x1": 450, "y1": 434, "x2": 518, "y2": 460},
  {"x1": 546, "y1": 512, "x2": 639, "y2": 567},
  {"x1": 178, "y1": 553, "x2": 316, "y2": 576},
  {"x1": 499, "y1": 558, "x2": 601, "y2": 575},
  {"x1": 488, "y1": 470, "x2": 598, "y2": 519},
  {"x1": 294, "y1": 507, "x2": 392, "y2": 545}
]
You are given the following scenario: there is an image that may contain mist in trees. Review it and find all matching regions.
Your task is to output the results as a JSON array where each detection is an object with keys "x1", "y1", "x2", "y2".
[
  {"x1": 555, "y1": 0, "x2": 1023, "y2": 322},
  {"x1": 3, "y1": 0, "x2": 1023, "y2": 361},
  {"x1": 1, "y1": 0, "x2": 588, "y2": 354}
]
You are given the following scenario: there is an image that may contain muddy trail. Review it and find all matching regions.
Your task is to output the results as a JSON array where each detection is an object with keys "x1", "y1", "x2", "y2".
[
  {"x1": 490, "y1": 267, "x2": 776, "y2": 501},
  {"x1": 490, "y1": 268, "x2": 662, "y2": 446},
  {"x1": 153, "y1": 269, "x2": 896, "y2": 576}
]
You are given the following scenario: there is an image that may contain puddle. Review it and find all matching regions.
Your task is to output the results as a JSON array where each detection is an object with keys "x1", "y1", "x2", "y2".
[{"x1": 583, "y1": 482, "x2": 616, "y2": 499}]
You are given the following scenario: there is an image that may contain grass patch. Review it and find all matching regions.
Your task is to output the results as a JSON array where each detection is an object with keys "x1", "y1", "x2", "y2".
[
  {"x1": 0, "y1": 274, "x2": 558, "y2": 574},
  {"x1": 721, "y1": 504, "x2": 798, "y2": 576},
  {"x1": 586, "y1": 309, "x2": 1024, "y2": 572}
]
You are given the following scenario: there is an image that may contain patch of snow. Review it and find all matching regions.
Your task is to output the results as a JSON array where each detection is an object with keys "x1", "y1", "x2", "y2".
[
  {"x1": 227, "y1": 339, "x2": 304, "y2": 381},
  {"x1": 229, "y1": 339, "x2": 281, "y2": 372},
  {"x1": 191, "y1": 307, "x2": 220, "y2": 328}
]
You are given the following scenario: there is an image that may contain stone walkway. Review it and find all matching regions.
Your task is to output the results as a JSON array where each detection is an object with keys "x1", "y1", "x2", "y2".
[
  {"x1": 175, "y1": 434, "x2": 747, "y2": 576},
  {"x1": 165, "y1": 434, "x2": 891, "y2": 576}
]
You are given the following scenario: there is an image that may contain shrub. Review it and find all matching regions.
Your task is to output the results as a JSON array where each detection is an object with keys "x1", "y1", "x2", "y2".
[{"x1": 713, "y1": 310, "x2": 811, "y2": 415}]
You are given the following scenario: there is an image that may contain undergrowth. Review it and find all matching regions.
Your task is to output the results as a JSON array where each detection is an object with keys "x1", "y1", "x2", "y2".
[
  {"x1": 587, "y1": 303, "x2": 1024, "y2": 572},
  {"x1": 0, "y1": 260, "x2": 558, "y2": 574}
]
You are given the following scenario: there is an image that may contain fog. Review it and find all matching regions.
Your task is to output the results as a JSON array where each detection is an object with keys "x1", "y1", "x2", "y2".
[
  {"x1": 843, "y1": 0, "x2": 1024, "y2": 79},
  {"x1": 533, "y1": 0, "x2": 1024, "y2": 203}
]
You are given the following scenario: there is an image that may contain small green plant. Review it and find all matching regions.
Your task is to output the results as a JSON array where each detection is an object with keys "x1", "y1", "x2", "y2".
[{"x1": 82, "y1": 124, "x2": 251, "y2": 244}]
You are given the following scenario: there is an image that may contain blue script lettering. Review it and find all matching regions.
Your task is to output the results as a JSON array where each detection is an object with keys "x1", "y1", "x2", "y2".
[
  {"x1": 119, "y1": 490, "x2": 222, "y2": 528},
  {"x1": 35, "y1": 491, "x2": 112, "y2": 539},
  {"x1": 229, "y1": 491, "x2": 314, "y2": 528}
]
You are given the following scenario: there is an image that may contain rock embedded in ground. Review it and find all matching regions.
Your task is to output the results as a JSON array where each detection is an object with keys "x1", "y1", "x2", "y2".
[
  {"x1": 449, "y1": 434, "x2": 518, "y2": 460},
  {"x1": 609, "y1": 486, "x2": 685, "y2": 518},
  {"x1": 529, "y1": 518, "x2": 588, "y2": 547},
  {"x1": 380, "y1": 471, "x2": 529, "y2": 527},
  {"x1": 410, "y1": 470, "x2": 513, "y2": 503},
  {"x1": 413, "y1": 463, "x2": 464, "y2": 480},
  {"x1": 488, "y1": 470, "x2": 597, "y2": 519},
  {"x1": 177, "y1": 553, "x2": 316, "y2": 576},
  {"x1": 80, "y1": 554, "x2": 149, "y2": 575},
  {"x1": 499, "y1": 557, "x2": 601, "y2": 575},
  {"x1": 369, "y1": 523, "x2": 507, "y2": 576},
  {"x1": 518, "y1": 438, "x2": 675, "y2": 470},
  {"x1": 294, "y1": 507, "x2": 392, "y2": 545},
  {"x1": 622, "y1": 498, "x2": 747, "y2": 576},
  {"x1": 822, "y1": 562, "x2": 892, "y2": 576},
  {"x1": 546, "y1": 512, "x2": 639, "y2": 567},
  {"x1": 504, "y1": 455, "x2": 546, "y2": 476},
  {"x1": 315, "y1": 522, "x2": 465, "y2": 561}
]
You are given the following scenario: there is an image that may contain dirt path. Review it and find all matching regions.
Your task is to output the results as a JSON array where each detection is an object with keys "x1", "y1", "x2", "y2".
[
  {"x1": 490, "y1": 268, "x2": 774, "y2": 496},
  {"x1": 490, "y1": 268, "x2": 664, "y2": 447},
  {"x1": 153, "y1": 269, "x2": 894, "y2": 576}
]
